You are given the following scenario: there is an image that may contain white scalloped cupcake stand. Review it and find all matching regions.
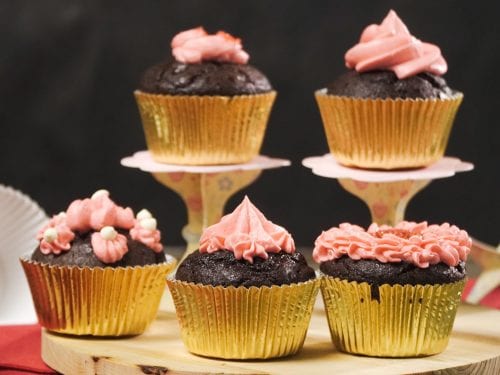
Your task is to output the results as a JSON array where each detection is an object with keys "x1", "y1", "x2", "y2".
[
  {"x1": 121, "y1": 150, "x2": 290, "y2": 261},
  {"x1": 302, "y1": 154, "x2": 474, "y2": 225}
]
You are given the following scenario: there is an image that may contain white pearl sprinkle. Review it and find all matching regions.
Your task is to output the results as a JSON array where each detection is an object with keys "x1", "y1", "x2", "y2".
[
  {"x1": 100, "y1": 226, "x2": 117, "y2": 240},
  {"x1": 140, "y1": 218, "x2": 157, "y2": 231},
  {"x1": 91, "y1": 189, "x2": 110, "y2": 199},
  {"x1": 43, "y1": 228, "x2": 58, "y2": 243},
  {"x1": 136, "y1": 209, "x2": 152, "y2": 221}
]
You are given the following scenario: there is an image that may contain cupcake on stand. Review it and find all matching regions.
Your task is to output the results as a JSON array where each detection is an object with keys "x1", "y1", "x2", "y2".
[
  {"x1": 304, "y1": 10, "x2": 476, "y2": 358},
  {"x1": 123, "y1": 27, "x2": 290, "y2": 258},
  {"x1": 304, "y1": 9, "x2": 473, "y2": 226}
]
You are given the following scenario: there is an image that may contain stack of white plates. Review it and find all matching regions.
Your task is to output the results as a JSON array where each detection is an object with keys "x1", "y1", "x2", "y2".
[{"x1": 0, "y1": 185, "x2": 47, "y2": 324}]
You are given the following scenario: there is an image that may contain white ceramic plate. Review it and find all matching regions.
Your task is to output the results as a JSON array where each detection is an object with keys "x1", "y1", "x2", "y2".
[{"x1": 0, "y1": 185, "x2": 47, "y2": 324}]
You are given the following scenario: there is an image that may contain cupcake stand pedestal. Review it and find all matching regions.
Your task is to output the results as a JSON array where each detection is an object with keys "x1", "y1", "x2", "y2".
[
  {"x1": 41, "y1": 154, "x2": 500, "y2": 374},
  {"x1": 121, "y1": 150, "x2": 291, "y2": 261},
  {"x1": 302, "y1": 154, "x2": 474, "y2": 226}
]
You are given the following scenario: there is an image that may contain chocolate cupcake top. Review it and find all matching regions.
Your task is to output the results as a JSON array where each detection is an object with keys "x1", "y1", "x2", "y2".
[
  {"x1": 326, "y1": 10, "x2": 456, "y2": 99},
  {"x1": 138, "y1": 27, "x2": 272, "y2": 96},
  {"x1": 31, "y1": 190, "x2": 166, "y2": 267},
  {"x1": 327, "y1": 70, "x2": 455, "y2": 99},
  {"x1": 176, "y1": 196, "x2": 315, "y2": 287},
  {"x1": 313, "y1": 221, "x2": 471, "y2": 299}
]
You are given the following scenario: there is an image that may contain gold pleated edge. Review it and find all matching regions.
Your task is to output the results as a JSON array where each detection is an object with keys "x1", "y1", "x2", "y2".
[
  {"x1": 20, "y1": 255, "x2": 176, "y2": 336},
  {"x1": 315, "y1": 89, "x2": 463, "y2": 169},
  {"x1": 134, "y1": 89, "x2": 277, "y2": 101},
  {"x1": 320, "y1": 276, "x2": 466, "y2": 357},
  {"x1": 168, "y1": 276, "x2": 319, "y2": 292},
  {"x1": 167, "y1": 277, "x2": 320, "y2": 359},
  {"x1": 20, "y1": 254, "x2": 176, "y2": 272},
  {"x1": 314, "y1": 88, "x2": 464, "y2": 103},
  {"x1": 135, "y1": 90, "x2": 276, "y2": 165}
]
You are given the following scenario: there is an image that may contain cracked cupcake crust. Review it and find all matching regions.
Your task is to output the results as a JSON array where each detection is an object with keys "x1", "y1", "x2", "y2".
[
  {"x1": 326, "y1": 70, "x2": 456, "y2": 99},
  {"x1": 32, "y1": 230, "x2": 166, "y2": 268},
  {"x1": 320, "y1": 256, "x2": 466, "y2": 300},
  {"x1": 175, "y1": 249, "x2": 316, "y2": 287},
  {"x1": 138, "y1": 60, "x2": 272, "y2": 96}
]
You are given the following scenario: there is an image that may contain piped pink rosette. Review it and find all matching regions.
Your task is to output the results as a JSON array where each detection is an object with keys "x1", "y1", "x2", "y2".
[
  {"x1": 171, "y1": 27, "x2": 249, "y2": 64},
  {"x1": 345, "y1": 10, "x2": 447, "y2": 79},
  {"x1": 36, "y1": 190, "x2": 164, "y2": 264},
  {"x1": 313, "y1": 221, "x2": 471, "y2": 268},
  {"x1": 199, "y1": 196, "x2": 295, "y2": 263},
  {"x1": 37, "y1": 213, "x2": 75, "y2": 255}
]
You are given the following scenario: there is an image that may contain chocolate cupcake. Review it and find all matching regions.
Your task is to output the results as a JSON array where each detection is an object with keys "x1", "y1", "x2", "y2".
[
  {"x1": 135, "y1": 27, "x2": 276, "y2": 165},
  {"x1": 316, "y1": 10, "x2": 463, "y2": 169},
  {"x1": 139, "y1": 60, "x2": 271, "y2": 96},
  {"x1": 176, "y1": 248, "x2": 314, "y2": 288},
  {"x1": 168, "y1": 196, "x2": 319, "y2": 359},
  {"x1": 21, "y1": 190, "x2": 176, "y2": 336},
  {"x1": 314, "y1": 221, "x2": 471, "y2": 357}
]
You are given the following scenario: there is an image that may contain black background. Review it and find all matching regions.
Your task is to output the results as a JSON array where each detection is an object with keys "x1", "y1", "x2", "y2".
[{"x1": 1, "y1": 0, "x2": 499, "y2": 246}]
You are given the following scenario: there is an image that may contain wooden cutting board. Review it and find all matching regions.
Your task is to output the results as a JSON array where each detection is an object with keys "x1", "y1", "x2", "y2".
[{"x1": 41, "y1": 294, "x2": 500, "y2": 375}]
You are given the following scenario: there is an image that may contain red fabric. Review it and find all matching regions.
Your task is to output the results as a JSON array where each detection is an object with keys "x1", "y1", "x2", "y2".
[
  {"x1": 0, "y1": 324, "x2": 54, "y2": 374},
  {"x1": 462, "y1": 278, "x2": 500, "y2": 309}
]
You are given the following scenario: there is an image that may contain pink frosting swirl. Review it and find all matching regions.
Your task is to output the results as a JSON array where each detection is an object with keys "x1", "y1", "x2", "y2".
[
  {"x1": 171, "y1": 27, "x2": 249, "y2": 64},
  {"x1": 66, "y1": 191, "x2": 134, "y2": 232},
  {"x1": 35, "y1": 190, "x2": 165, "y2": 264},
  {"x1": 130, "y1": 219, "x2": 163, "y2": 253},
  {"x1": 313, "y1": 221, "x2": 471, "y2": 268},
  {"x1": 91, "y1": 231, "x2": 128, "y2": 263},
  {"x1": 37, "y1": 213, "x2": 75, "y2": 255},
  {"x1": 345, "y1": 10, "x2": 447, "y2": 79},
  {"x1": 199, "y1": 196, "x2": 295, "y2": 263}
]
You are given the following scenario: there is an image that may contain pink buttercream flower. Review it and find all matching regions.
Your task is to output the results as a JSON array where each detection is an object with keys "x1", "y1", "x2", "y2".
[
  {"x1": 91, "y1": 227, "x2": 128, "y2": 263},
  {"x1": 171, "y1": 27, "x2": 249, "y2": 64},
  {"x1": 130, "y1": 218, "x2": 163, "y2": 253},
  {"x1": 66, "y1": 191, "x2": 134, "y2": 232},
  {"x1": 66, "y1": 198, "x2": 93, "y2": 232},
  {"x1": 199, "y1": 196, "x2": 295, "y2": 263},
  {"x1": 313, "y1": 221, "x2": 471, "y2": 268},
  {"x1": 37, "y1": 213, "x2": 75, "y2": 255},
  {"x1": 345, "y1": 10, "x2": 447, "y2": 79}
]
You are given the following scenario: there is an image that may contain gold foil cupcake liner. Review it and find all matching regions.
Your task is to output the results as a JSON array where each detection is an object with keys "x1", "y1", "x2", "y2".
[
  {"x1": 321, "y1": 277, "x2": 465, "y2": 357},
  {"x1": 167, "y1": 278, "x2": 320, "y2": 359},
  {"x1": 20, "y1": 257, "x2": 176, "y2": 336},
  {"x1": 135, "y1": 91, "x2": 276, "y2": 165},
  {"x1": 315, "y1": 91, "x2": 463, "y2": 169}
]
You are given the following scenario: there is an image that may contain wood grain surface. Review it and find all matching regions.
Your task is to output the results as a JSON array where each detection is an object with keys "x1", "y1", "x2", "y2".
[{"x1": 41, "y1": 291, "x2": 500, "y2": 375}]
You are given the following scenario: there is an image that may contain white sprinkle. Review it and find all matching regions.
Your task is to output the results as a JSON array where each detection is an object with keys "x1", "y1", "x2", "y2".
[
  {"x1": 91, "y1": 189, "x2": 110, "y2": 199},
  {"x1": 136, "y1": 209, "x2": 152, "y2": 221},
  {"x1": 43, "y1": 228, "x2": 58, "y2": 243},
  {"x1": 100, "y1": 226, "x2": 117, "y2": 240},
  {"x1": 140, "y1": 218, "x2": 157, "y2": 231}
]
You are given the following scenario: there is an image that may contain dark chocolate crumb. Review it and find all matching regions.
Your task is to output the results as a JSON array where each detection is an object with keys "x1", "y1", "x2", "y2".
[
  {"x1": 320, "y1": 256, "x2": 466, "y2": 302},
  {"x1": 326, "y1": 70, "x2": 457, "y2": 99},
  {"x1": 139, "y1": 60, "x2": 272, "y2": 96},
  {"x1": 31, "y1": 230, "x2": 166, "y2": 268},
  {"x1": 176, "y1": 249, "x2": 315, "y2": 287}
]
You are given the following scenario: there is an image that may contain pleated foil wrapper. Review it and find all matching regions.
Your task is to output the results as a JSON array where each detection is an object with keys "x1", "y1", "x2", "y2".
[
  {"x1": 321, "y1": 276, "x2": 466, "y2": 357},
  {"x1": 167, "y1": 278, "x2": 320, "y2": 359},
  {"x1": 20, "y1": 257, "x2": 176, "y2": 336},
  {"x1": 135, "y1": 91, "x2": 276, "y2": 165},
  {"x1": 315, "y1": 90, "x2": 463, "y2": 170}
]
